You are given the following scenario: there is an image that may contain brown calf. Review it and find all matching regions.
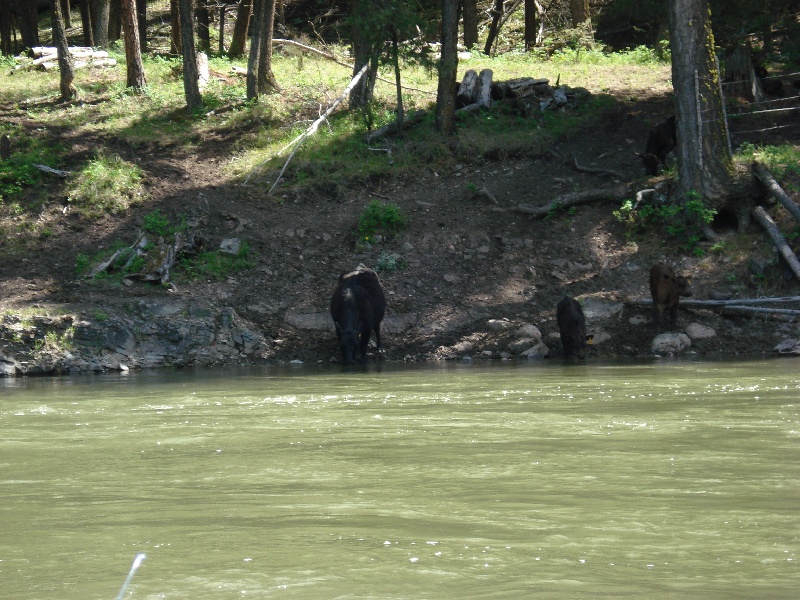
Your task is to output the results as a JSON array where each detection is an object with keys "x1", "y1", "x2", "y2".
[{"x1": 649, "y1": 263, "x2": 692, "y2": 329}]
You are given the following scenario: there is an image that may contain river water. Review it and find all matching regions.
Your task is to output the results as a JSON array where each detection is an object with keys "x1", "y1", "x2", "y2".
[{"x1": 1, "y1": 358, "x2": 798, "y2": 599}]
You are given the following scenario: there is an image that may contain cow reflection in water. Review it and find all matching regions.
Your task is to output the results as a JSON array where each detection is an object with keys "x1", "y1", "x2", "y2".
[{"x1": 329, "y1": 265, "x2": 386, "y2": 364}]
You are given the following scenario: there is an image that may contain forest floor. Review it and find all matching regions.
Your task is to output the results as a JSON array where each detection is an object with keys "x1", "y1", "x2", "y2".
[{"x1": 1, "y1": 74, "x2": 800, "y2": 367}]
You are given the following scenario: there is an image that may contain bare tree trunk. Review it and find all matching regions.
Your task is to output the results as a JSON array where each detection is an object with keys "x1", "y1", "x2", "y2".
[
  {"x1": 391, "y1": 27, "x2": 403, "y2": 132},
  {"x1": 524, "y1": 0, "x2": 543, "y2": 50},
  {"x1": 60, "y1": 0, "x2": 71, "y2": 29},
  {"x1": 121, "y1": 0, "x2": 146, "y2": 91},
  {"x1": 348, "y1": 0, "x2": 380, "y2": 109},
  {"x1": 136, "y1": 0, "x2": 147, "y2": 52},
  {"x1": 170, "y1": 0, "x2": 181, "y2": 54},
  {"x1": 483, "y1": 0, "x2": 503, "y2": 55},
  {"x1": 462, "y1": 0, "x2": 477, "y2": 49},
  {"x1": 228, "y1": 0, "x2": 252, "y2": 58},
  {"x1": 178, "y1": 0, "x2": 202, "y2": 109},
  {"x1": 247, "y1": 0, "x2": 277, "y2": 100},
  {"x1": 79, "y1": 0, "x2": 94, "y2": 46},
  {"x1": 16, "y1": 0, "x2": 40, "y2": 49},
  {"x1": 0, "y1": 1, "x2": 13, "y2": 56},
  {"x1": 668, "y1": 0, "x2": 741, "y2": 221},
  {"x1": 195, "y1": 0, "x2": 210, "y2": 52},
  {"x1": 109, "y1": 0, "x2": 122, "y2": 42},
  {"x1": 569, "y1": 0, "x2": 592, "y2": 31},
  {"x1": 51, "y1": 0, "x2": 76, "y2": 101},
  {"x1": 724, "y1": 41, "x2": 767, "y2": 104},
  {"x1": 436, "y1": 0, "x2": 459, "y2": 135},
  {"x1": 91, "y1": 0, "x2": 110, "y2": 47}
]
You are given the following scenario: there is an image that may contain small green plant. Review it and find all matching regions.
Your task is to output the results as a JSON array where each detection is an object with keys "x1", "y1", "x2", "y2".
[
  {"x1": 356, "y1": 200, "x2": 406, "y2": 243},
  {"x1": 92, "y1": 309, "x2": 109, "y2": 322},
  {"x1": 32, "y1": 327, "x2": 75, "y2": 358},
  {"x1": 75, "y1": 253, "x2": 90, "y2": 275},
  {"x1": 375, "y1": 250, "x2": 407, "y2": 273},
  {"x1": 67, "y1": 151, "x2": 147, "y2": 217},
  {"x1": 142, "y1": 209, "x2": 173, "y2": 237},
  {"x1": 614, "y1": 190, "x2": 715, "y2": 254}
]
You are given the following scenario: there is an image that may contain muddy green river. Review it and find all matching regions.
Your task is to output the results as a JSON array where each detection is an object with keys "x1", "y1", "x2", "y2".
[{"x1": 1, "y1": 358, "x2": 798, "y2": 599}]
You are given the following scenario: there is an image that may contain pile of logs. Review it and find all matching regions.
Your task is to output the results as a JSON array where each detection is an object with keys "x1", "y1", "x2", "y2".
[
  {"x1": 456, "y1": 69, "x2": 589, "y2": 117},
  {"x1": 14, "y1": 47, "x2": 117, "y2": 71}
]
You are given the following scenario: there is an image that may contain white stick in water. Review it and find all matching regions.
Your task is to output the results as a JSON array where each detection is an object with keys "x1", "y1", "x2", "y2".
[{"x1": 115, "y1": 553, "x2": 146, "y2": 600}]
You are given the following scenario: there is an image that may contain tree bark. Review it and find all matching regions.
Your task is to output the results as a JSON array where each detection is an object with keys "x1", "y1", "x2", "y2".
[
  {"x1": 751, "y1": 206, "x2": 800, "y2": 283},
  {"x1": 15, "y1": 0, "x2": 40, "y2": 49},
  {"x1": 170, "y1": 0, "x2": 181, "y2": 54},
  {"x1": 668, "y1": 0, "x2": 738, "y2": 215},
  {"x1": 348, "y1": 0, "x2": 380, "y2": 109},
  {"x1": 462, "y1": 0, "x2": 477, "y2": 49},
  {"x1": 91, "y1": 0, "x2": 110, "y2": 47},
  {"x1": 195, "y1": 0, "x2": 210, "y2": 52},
  {"x1": 51, "y1": 0, "x2": 76, "y2": 101},
  {"x1": 723, "y1": 42, "x2": 767, "y2": 104},
  {"x1": 569, "y1": 0, "x2": 592, "y2": 31},
  {"x1": 1, "y1": 0, "x2": 14, "y2": 55},
  {"x1": 436, "y1": 0, "x2": 459, "y2": 134},
  {"x1": 228, "y1": 0, "x2": 252, "y2": 58},
  {"x1": 121, "y1": 0, "x2": 146, "y2": 91},
  {"x1": 754, "y1": 162, "x2": 800, "y2": 222},
  {"x1": 524, "y1": 0, "x2": 542, "y2": 51},
  {"x1": 246, "y1": 0, "x2": 278, "y2": 100},
  {"x1": 483, "y1": 0, "x2": 503, "y2": 55},
  {"x1": 136, "y1": 0, "x2": 147, "y2": 52},
  {"x1": 79, "y1": 0, "x2": 94, "y2": 46},
  {"x1": 60, "y1": 0, "x2": 71, "y2": 29},
  {"x1": 178, "y1": 0, "x2": 202, "y2": 109},
  {"x1": 109, "y1": 0, "x2": 122, "y2": 42}
]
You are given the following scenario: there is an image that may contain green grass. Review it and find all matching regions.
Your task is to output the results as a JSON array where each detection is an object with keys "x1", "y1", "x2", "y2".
[{"x1": 66, "y1": 151, "x2": 147, "y2": 217}]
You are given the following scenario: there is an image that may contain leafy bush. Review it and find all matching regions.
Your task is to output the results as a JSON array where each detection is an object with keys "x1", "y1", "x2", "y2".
[
  {"x1": 614, "y1": 191, "x2": 716, "y2": 255},
  {"x1": 356, "y1": 200, "x2": 406, "y2": 243},
  {"x1": 177, "y1": 242, "x2": 254, "y2": 280},
  {"x1": 375, "y1": 250, "x2": 407, "y2": 273}
]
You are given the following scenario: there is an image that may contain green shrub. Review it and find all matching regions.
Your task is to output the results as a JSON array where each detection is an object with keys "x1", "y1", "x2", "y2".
[
  {"x1": 356, "y1": 200, "x2": 406, "y2": 244},
  {"x1": 177, "y1": 242, "x2": 254, "y2": 280}
]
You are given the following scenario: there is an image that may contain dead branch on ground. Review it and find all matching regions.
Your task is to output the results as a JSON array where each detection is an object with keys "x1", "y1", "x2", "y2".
[
  {"x1": 751, "y1": 205, "x2": 800, "y2": 283},
  {"x1": 514, "y1": 183, "x2": 631, "y2": 217},
  {"x1": 754, "y1": 161, "x2": 800, "y2": 222},
  {"x1": 572, "y1": 156, "x2": 623, "y2": 179}
]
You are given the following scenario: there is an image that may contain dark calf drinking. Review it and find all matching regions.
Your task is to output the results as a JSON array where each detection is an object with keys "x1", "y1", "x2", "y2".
[
  {"x1": 649, "y1": 262, "x2": 692, "y2": 329},
  {"x1": 329, "y1": 266, "x2": 386, "y2": 363},
  {"x1": 640, "y1": 115, "x2": 677, "y2": 176},
  {"x1": 556, "y1": 296, "x2": 589, "y2": 359}
]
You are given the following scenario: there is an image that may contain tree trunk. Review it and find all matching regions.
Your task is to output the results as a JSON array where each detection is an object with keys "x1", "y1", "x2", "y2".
[
  {"x1": 462, "y1": 0, "x2": 477, "y2": 49},
  {"x1": 723, "y1": 41, "x2": 767, "y2": 104},
  {"x1": 121, "y1": 0, "x2": 146, "y2": 91},
  {"x1": 483, "y1": 0, "x2": 503, "y2": 55},
  {"x1": 91, "y1": 0, "x2": 110, "y2": 47},
  {"x1": 109, "y1": 0, "x2": 122, "y2": 42},
  {"x1": 51, "y1": 0, "x2": 76, "y2": 101},
  {"x1": 178, "y1": 0, "x2": 202, "y2": 109},
  {"x1": 170, "y1": 0, "x2": 181, "y2": 54},
  {"x1": 391, "y1": 27, "x2": 403, "y2": 133},
  {"x1": 0, "y1": 0, "x2": 13, "y2": 56},
  {"x1": 569, "y1": 0, "x2": 591, "y2": 30},
  {"x1": 79, "y1": 0, "x2": 94, "y2": 46},
  {"x1": 228, "y1": 0, "x2": 252, "y2": 58},
  {"x1": 247, "y1": 0, "x2": 278, "y2": 100},
  {"x1": 348, "y1": 0, "x2": 380, "y2": 109},
  {"x1": 16, "y1": 0, "x2": 40, "y2": 49},
  {"x1": 136, "y1": 0, "x2": 147, "y2": 52},
  {"x1": 668, "y1": 0, "x2": 741, "y2": 222},
  {"x1": 436, "y1": 0, "x2": 459, "y2": 135},
  {"x1": 195, "y1": 0, "x2": 210, "y2": 52},
  {"x1": 60, "y1": 0, "x2": 71, "y2": 29},
  {"x1": 524, "y1": 0, "x2": 544, "y2": 50}
]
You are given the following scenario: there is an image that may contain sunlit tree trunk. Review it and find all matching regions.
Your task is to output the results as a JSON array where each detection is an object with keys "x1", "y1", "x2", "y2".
[
  {"x1": 228, "y1": 0, "x2": 252, "y2": 58},
  {"x1": 436, "y1": 0, "x2": 458, "y2": 134},
  {"x1": 91, "y1": 0, "x2": 110, "y2": 47},
  {"x1": 483, "y1": 0, "x2": 503, "y2": 55},
  {"x1": 668, "y1": 0, "x2": 733, "y2": 202},
  {"x1": 121, "y1": 0, "x2": 146, "y2": 91},
  {"x1": 52, "y1": 0, "x2": 76, "y2": 101},
  {"x1": 178, "y1": 0, "x2": 201, "y2": 109},
  {"x1": 246, "y1": 0, "x2": 278, "y2": 99}
]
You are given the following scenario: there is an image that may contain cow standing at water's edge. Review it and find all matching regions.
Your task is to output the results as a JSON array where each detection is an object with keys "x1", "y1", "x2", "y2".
[{"x1": 329, "y1": 266, "x2": 386, "y2": 364}]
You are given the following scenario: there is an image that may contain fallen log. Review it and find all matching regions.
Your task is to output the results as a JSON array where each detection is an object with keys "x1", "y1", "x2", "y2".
[
  {"x1": 514, "y1": 183, "x2": 631, "y2": 217},
  {"x1": 456, "y1": 69, "x2": 478, "y2": 108},
  {"x1": 754, "y1": 161, "x2": 800, "y2": 222},
  {"x1": 476, "y1": 69, "x2": 493, "y2": 109},
  {"x1": 751, "y1": 205, "x2": 800, "y2": 283},
  {"x1": 34, "y1": 164, "x2": 72, "y2": 177},
  {"x1": 572, "y1": 156, "x2": 623, "y2": 179},
  {"x1": 626, "y1": 296, "x2": 800, "y2": 308}
]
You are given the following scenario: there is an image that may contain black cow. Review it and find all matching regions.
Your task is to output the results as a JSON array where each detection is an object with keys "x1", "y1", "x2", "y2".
[
  {"x1": 640, "y1": 115, "x2": 677, "y2": 176},
  {"x1": 649, "y1": 262, "x2": 692, "y2": 329},
  {"x1": 329, "y1": 266, "x2": 386, "y2": 364},
  {"x1": 556, "y1": 296, "x2": 589, "y2": 359}
]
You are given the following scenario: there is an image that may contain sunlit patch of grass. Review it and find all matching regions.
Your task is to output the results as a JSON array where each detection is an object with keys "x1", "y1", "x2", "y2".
[{"x1": 66, "y1": 151, "x2": 148, "y2": 217}]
